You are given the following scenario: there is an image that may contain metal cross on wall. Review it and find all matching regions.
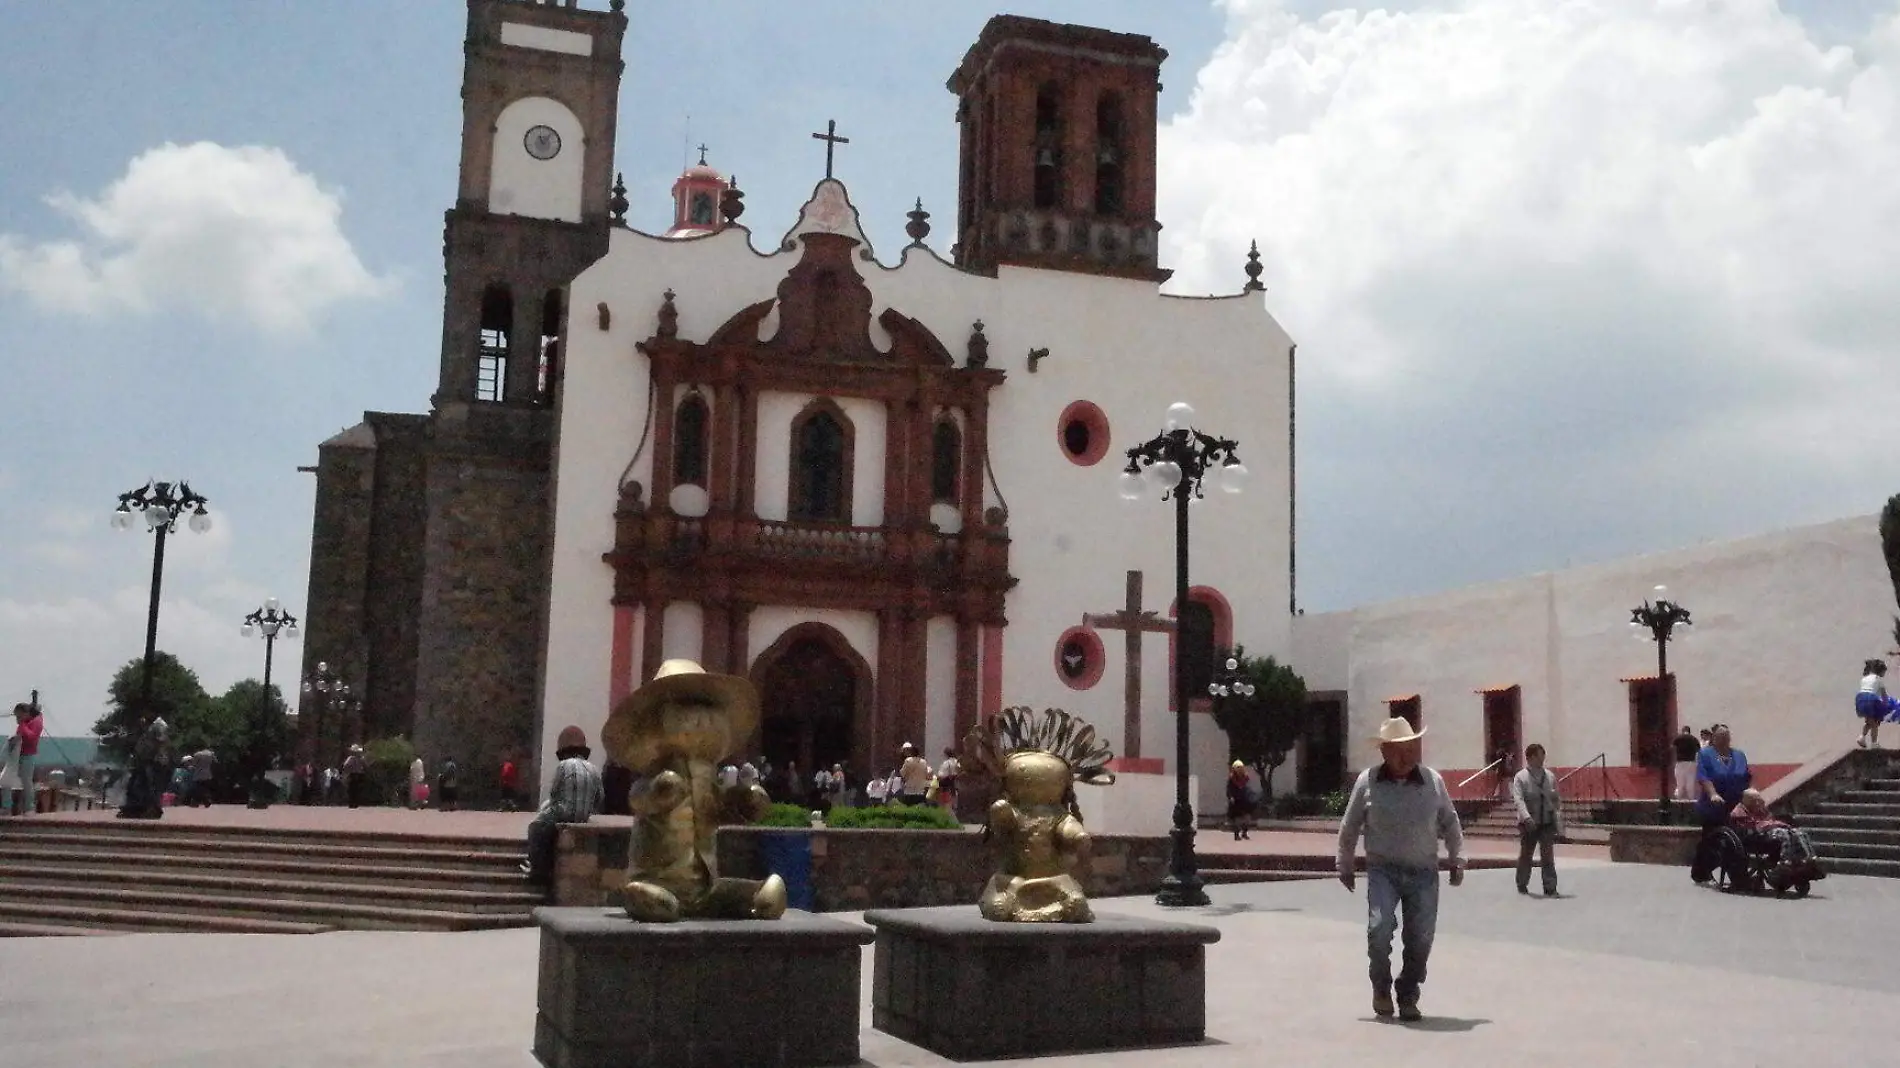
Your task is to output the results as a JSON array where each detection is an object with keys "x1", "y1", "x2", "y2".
[
  {"x1": 811, "y1": 119, "x2": 850, "y2": 179},
  {"x1": 1083, "y1": 570, "x2": 1174, "y2": 761}
]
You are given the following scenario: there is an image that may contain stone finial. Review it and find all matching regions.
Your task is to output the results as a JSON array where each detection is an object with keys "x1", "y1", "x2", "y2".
[
  {"x1": 617, "y1": 481, "x2": 645, "y2": 515},
  {"x1": 966, "y1": 321, "x2": 990, "y2": 368},
  {"x1": 1027, "y1": 347, "x2": 1050, "y2": 373},
  {"x1": 1242, "y1": 239, "x2": 1265, "y2": 292},
  {"x1": 610, "y1": 0, "x2": 625, "y2": 12},
  {"x1": 720, "y1": 177, "x2": 745, "y2": 224},
  {"x1": 657, "y1": 289, "x2": 678, "y2": 340},
  {"x1": 609, "y1": 173, "x2": 630, "y2": 227},
  {"x1": 906, "y1": 198, "x2": 931, "y2": 247},
  {"x1": 596, "y1": 301, "x2": 611, "y2": 331}
]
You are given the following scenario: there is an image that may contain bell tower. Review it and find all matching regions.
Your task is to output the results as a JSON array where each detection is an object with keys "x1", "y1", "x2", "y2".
[
  {"x1": 437, "y1": 0, "x2": 628, "y2": 412},
  {"x1": 947, "y1": 16, "x2": 1169, "y2": 283}
]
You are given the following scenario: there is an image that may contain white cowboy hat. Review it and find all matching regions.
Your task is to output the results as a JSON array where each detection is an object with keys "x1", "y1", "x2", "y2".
[
  {"x1": 603, "y1": 659, "x2": 759, "y2": 770},
  {"x1": 1371, "y1": 717, "x2": 1427, "y2": 744}
]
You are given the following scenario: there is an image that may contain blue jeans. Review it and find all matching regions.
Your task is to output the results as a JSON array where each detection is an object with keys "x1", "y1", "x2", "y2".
[
  {"x1": 1366, "y1": 864, "x2": 1439, "y2": 1000},
  {"x1": 8, "y1": 755, "x2": 34, "y2": 815}
]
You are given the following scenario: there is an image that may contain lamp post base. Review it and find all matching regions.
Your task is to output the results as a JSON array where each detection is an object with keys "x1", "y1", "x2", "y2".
[{"x1": 1154, "y1": 822, "x2": 1209, "y2": 908}]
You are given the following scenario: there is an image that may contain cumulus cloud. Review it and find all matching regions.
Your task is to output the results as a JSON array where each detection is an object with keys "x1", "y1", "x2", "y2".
[
  {"x1": 1159, "y1": 0, "x2": 1900, "y2": 606},
  {"x1": 0, "y1": 142, "x2": 391, "y2": 333}
]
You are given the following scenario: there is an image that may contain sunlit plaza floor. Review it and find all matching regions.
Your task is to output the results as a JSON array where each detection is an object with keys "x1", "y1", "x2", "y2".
[{"x1": 3, "y1": 859, "x2": 1889, "y2": 1067}]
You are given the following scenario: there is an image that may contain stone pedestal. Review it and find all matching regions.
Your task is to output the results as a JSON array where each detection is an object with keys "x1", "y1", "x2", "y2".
[
  {"x1": 864, "y1": 906, "x2": 1220, "y2": 1060},
  {"x1": 533, "y1": 906, "x2": 873, "y2": 1068}
]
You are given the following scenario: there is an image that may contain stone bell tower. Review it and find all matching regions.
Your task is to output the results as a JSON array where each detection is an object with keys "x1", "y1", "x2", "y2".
[{"x1": 947, "y1": 15, "x2": 1170, "y2": 283}]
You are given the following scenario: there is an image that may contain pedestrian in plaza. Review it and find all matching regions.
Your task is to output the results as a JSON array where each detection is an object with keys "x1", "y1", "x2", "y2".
[
  {"x1": 936, "y1": 747, "x2": 962, "y2": 815},
  {"x1": 897, "y1": 743, "x2": 932, "y2": 806},
  {"x1": 1336, "y1": 717, "x2": 1466, "y2": 1022},
  {"x1": 1856, "y1": 658, "x2": 1888, "y2": 749},
  {"x1": 342, "y1": 745, "x2": 367, "y2": 808},
  {"x1": 519, "y1": 725, "x2": 605, "y2": 888},
  {"x1": 436, "y1": 757, "x2": 460, "y2": 812},
  {"x1": 4, "y1": 702, "x2": 43, "y2": 817},
  {"x1": 408, "y1": 753, "x2": 427, "y2": 809},
  {"x1": 499, "y1": 756, "x2": 521, "y2": 811},
  {"x1": 828, "y1": 763, "x2": 849, "y2": 808},
  {"x1": 865, "y1": 770, "x2": 889, "y2": 806},
  {"x1": 1672, "y1": 726, "x2": 1701, "y2": 799},
  {"x1": 190, "y1": 748, "x2": 218, "y2": 806},
  {"x1": 1511, "y1": 743, "x2": 1563, "y2": 896},
  {"x1": 1226, "y1": 761, "x2": 1256, "y2": 840},
  {"x1": 1690, "y1": 723, "x2": 1752, "y2": 884}
]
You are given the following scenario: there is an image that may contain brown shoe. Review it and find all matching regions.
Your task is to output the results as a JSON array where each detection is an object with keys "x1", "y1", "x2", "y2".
[
  {"x1": 1398, "y1": 998, "x2": 1422, "y2": 1022},
  {"x1": 1372, "y1": 992, "x2": 1395, "y2": 1018}
]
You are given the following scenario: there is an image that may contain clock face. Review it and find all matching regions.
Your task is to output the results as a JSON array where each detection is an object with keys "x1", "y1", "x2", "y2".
[{"x1": 523, "y1": 125, "x2": 562, "y2": 161}]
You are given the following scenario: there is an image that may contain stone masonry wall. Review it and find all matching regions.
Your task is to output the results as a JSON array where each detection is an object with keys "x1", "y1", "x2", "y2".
[
  {"x1": 299, "y1": 430, "x2": 375, "y2": 765},
  {"x1": 361, "y1": 414, "x2": 430, "y2": 742},
  {"x1": 552, "y1": 820, "x2": 1173, "y2": 911}
]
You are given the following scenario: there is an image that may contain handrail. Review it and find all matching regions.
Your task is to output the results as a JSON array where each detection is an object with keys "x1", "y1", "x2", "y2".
[
  {"x1": 1557, "y1": 753, "x2": 1608, "y2": 787},
  {"x1": 1457, "y1": 758, "x2": 1503, "y2": 789}
]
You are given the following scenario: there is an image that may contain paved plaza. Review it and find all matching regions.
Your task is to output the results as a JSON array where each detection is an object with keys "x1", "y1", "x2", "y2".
[{"x1": 2, "y1": 858, "x2": 1888, "y2": 1067}]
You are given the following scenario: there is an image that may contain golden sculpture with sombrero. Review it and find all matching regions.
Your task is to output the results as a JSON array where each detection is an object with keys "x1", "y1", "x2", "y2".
[{"x1": 603, "y1": 659, "x2": 788, "y2": 923}]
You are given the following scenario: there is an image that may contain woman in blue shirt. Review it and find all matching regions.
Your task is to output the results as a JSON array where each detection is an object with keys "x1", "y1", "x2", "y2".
[{"x1": 1689, "y1": 723, "x2": 1751, "y2": 884}]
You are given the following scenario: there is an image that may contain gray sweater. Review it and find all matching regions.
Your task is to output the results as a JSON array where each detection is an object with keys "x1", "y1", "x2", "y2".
[{"x1": 1336, "y1": 765, "x2": 1466, "y2": 873}]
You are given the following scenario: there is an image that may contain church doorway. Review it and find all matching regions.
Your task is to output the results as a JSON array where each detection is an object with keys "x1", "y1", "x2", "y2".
[
  {"x1": 1299, "y1": 692, "x2": 1346, "y2": 795},
  {"x1": 1627, "y1": 675, "x2": 1676, "y2": 770},
  {"x1": 752, "y1": 623, "x2": 871, "y2": 785}
]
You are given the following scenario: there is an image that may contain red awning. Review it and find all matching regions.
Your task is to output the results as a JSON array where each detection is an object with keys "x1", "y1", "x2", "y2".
[
  {"x1": 1618, "y1": 675, "x2": 1663, "y2": 683},
  {"x1": 1382, "y1": 694, "x2": 1419, "y2": 704},
  {"x1": 1473, "y1": 683, "x2": 1520, "y2": 694}
]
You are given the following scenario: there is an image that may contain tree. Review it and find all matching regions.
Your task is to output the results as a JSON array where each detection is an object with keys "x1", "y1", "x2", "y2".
[
  {"x1": 96, "y1": 652, "x2": 213, "y2": 761},
  {"x1": 213, "y1": 678, "x2": 290, "y2": 791},
  {"x1": 1209, "y1": 648, "x2": 1308, "y2": 803},
  {"x1": 1881, "y1": 494, "x2": 1900, "y2": 650}
]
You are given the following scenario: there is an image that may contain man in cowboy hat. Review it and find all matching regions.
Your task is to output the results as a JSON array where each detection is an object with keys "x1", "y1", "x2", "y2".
[
  {"x1": 520, "y1": 725, "x2": 605, "y2": 887},
  {"x1": 605, "y1": 659, "x2": 785, "y2": 922},
  {"x1": 1336, "y1": 717, "x2": 1466, "y2": 1022}
]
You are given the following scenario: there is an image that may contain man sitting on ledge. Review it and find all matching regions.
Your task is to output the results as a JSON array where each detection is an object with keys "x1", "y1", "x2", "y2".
[{"x1": 520, "y1": 725, "x2": 604, "y2": 889}]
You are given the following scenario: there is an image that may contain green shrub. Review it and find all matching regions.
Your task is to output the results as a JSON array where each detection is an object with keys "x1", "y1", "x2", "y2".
[
  {"x1": 825, "y1": 803, "x2": 962, "y2": 830},
  {"x1": 1321, "y1": 789, "x2": 1350, "y2": 818},
  {"x1": 364, "y1": 737, "x2": 416, "y2": 806},
  {"x1": 756, "y1": 803, "x2": 817, "y2": 828},
  {"x1": 1272, "y1": 794, "x2": 1327, "y2": 818}
]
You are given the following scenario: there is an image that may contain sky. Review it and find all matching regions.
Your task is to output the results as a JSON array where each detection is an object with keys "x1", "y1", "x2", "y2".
[{"x1": 2, "y1": 0, "x2": 1897, "y2": 737}]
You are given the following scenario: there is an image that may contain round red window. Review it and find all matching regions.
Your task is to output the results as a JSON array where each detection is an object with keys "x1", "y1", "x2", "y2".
[
  {"x1": 1054, "y1": 626, "x2": 1106, "y2": 690},
  {"x1": 1057, "y1": 400, "x2": 1111, "y2": 467}
]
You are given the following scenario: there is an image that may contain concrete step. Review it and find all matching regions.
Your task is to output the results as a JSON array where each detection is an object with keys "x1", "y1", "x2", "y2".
[
  {"x1": 0, "y1": 898, "x2": 337, "y2": 935},
  {"x1": 1817, "y1": 857, "x2": 1900, "y2": 879},
  {"x1": 1862, "y1": 778, "x2": 1900, "y2": 791},
  {"x1": 0, "y1": 881, "x2": 534, "y2": 932},
  {"x1": 0, "y1": 921, "x2": 115, "y2": 938},
  {"x1": 0, "y1": 866, "x2": 541, "y2": 914},
  {"x1": 0, "y1": 845, "x2": 528, "y2": 889},
  {"x1": 0, "y1": 831, "x2": 522, "y2": 872},
  {"x1": 1836, "y1": 789, "x2": 1900, "y2": 804},
  {"x1": 1809, "y1": 841, "x2": 1900, "y2": 863},
  {"x1": 1793, "y1": 813, "x2": 1900, "y2": 831},
  {"x1": 1805, "y1": 827, "x2": 1900, "y2": 846},
  {"x1": 1810, "y1": 802, "x2": 1900, "y2": 819},
  {"x1": 0, "y1": 819, "x2": 522, "y2": 851}
]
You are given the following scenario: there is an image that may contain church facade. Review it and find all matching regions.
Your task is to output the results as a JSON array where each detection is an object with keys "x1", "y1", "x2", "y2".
[{"x1": 301, "y1": 0, "x2": 1297, "y2": 812}]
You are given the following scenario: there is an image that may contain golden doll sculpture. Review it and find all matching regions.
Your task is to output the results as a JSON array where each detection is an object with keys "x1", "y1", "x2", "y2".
[
  {"x1": 602, "y1": 659, "x2": 788, "y2": 923},
  {"x1": 963, "y1": 706, "x2": 1117, "y2": 923}
]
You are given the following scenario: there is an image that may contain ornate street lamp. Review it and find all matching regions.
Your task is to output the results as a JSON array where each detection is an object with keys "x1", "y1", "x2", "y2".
[
  {"x1": 242, "y1": 599, "x2": 298, "y2": 804},
  {"x1": 1210, "y1": 647, "x2": 1257, "y2": 705},
  {"x1": 1630, "y1": 584, "x2": 1692, "y2": 824},
  {"x1": 112, "y1": 480, "x2": 211, "y2": 819},
  {"x1": 301, "y1": 661, "x2": 354, "y2": 772},
  {"x1": 1120, "y1": 401, "x2": 1247, "y2": 908}
]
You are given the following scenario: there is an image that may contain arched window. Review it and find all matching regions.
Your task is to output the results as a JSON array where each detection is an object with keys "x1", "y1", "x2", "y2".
[
  {"x1": 537, "y1": 289, "x2": 562, "y2": 402},
  {"x1": 789, "y1": 402, "x2": 852, "y2": 523},
  {"x1": 689, "y1": 190, "x2": 716, "y2": 226},
  {"x1": 673, "y1": 392, "x2": 710, "y2": 488},
  {"x1": 1033, "y1": 82, "x2": 1063, "y2": 210},
  {"x1": 476, "y1": 284, "x2": 512, "y2": 403},
  {"x1": 931, "y1": 419, "x2": 961, "y2": 504},
  {"x1": 1094, "y1": 93, "x2": 1125, "y2": 216}
]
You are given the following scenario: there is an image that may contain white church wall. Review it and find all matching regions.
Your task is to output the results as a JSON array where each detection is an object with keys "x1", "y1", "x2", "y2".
[
  {"x1": 925, "y1": 616, "x2": 959, "y2": 761},
  {"x1": 488, "y1": 96, "x2": 584, "y2": 223},
  {"x1": 750, "y1": 393, "x2": 887, "y2": 527},
  {"x1": 1290, "y1": 609, "x2": 1352, "y2": 693},
  {"x1": 748, "y1": 607, "x2": 879, "y2": 678},
  {"x1": 1309, "y1": 514, "x2": 1891, "y2": 784},
  {"x1": 661, "y1": 602, "x2": 704, "y2": 662}
]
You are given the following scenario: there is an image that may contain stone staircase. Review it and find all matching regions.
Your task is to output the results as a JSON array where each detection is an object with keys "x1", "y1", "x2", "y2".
[
  {"x1": 1796, "y1": 772, "x2": 1900, "y2": 880},
  {"x1": 0, "y1": 820, "x2": 541, "y2": 936}
]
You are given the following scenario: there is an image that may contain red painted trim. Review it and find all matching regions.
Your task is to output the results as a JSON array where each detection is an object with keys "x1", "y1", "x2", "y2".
[
  {"x1": 609, "y1": 605, "x2": 636, "y2": 712},
  {"x1": 1057, "y1": 400, "x2": 1111, "y2": 467},
  {"x1": 1054, "y1": 626, "x2": 1106, "y2": 690},
  {"x1": 1107, "y1": 756, "x2": 1165, "y2": 775},
  {"x1": 981, "y1": 625, "x2": 1004, "y2": 720},
  {"x1": 1168, "y1": 585, "x2": 1232, "y2": 713}
]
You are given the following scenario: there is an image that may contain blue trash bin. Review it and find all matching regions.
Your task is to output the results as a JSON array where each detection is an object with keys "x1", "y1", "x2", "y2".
[{"x1": 758, "y1": 831, "x2": 815, "y2": 912}]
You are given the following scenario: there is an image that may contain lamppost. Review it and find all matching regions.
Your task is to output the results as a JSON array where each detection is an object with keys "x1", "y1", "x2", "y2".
[
  {"x1": 1210, "y1": 647, "x2": 1257, "y2": 706},
  {"x1": 1120, "y1": 401, "x2": 1248, "y2": 908},
  {"x1": 301, "y1": 661, "x2": 353, "y2": 774},
  {"x1": 1630, "y1": 584, "x2": 1691, "y2": 824},
  {"x1": 242, "y1": 599, "x2": 298, "y2": 804},
  {"x1": 112, "y1": 480, "x2": 210, "y2": 819}
]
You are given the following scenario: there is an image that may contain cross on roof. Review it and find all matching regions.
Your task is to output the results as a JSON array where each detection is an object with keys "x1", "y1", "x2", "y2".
[
  {"x1": 697, "y1": 143, "x2": 709, "y2": 165},
  {"x1": 811, "y1": 119, "x2": 850, "y2": 179}
]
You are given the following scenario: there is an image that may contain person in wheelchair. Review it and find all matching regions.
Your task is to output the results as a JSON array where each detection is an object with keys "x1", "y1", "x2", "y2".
[{"x1": 1716, "y1": 789, "x2": 1824, "y2": 895}]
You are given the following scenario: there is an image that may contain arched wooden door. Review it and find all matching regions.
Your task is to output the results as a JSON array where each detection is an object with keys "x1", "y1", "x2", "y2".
[{"x1": 752, "y1": 624, "x2": 871, "y2": 786}]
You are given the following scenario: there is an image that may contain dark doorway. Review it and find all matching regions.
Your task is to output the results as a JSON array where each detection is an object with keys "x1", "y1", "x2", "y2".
[
  {"x1": 1628, "y1": 675, "x2": 1676, "y2": 769},
  {"x1": 1299, "y1": 693, "x2": 1346, "y2": 794},
  {"x1": 1482, "y1": 686, "x2": 1522, "y2": 770},
  {"x1": 757, "y1": 633, "x2": 860, "y2": 781}
]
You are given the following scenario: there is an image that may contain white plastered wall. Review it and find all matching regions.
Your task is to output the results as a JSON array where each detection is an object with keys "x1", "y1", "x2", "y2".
[
  {"x1": 489, "y1": 96, "x2": 585, "y2": 222},
  {"x1": 752, "y1": 393, "x2": 887, "y2": 527}
]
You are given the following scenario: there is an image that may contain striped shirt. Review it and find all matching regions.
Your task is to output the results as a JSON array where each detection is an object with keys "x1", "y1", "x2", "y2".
[{"x1": 542, "y1": 757, "x2": 604, "y2": 823}]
